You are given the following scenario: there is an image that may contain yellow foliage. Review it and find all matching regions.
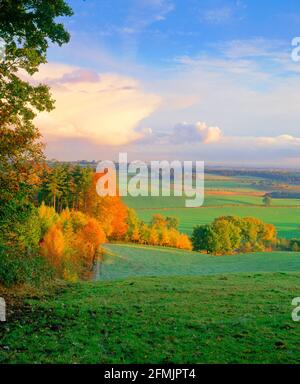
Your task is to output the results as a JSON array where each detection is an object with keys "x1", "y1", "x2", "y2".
[
  {"x1": 40, "y1": 206, "x2": 106, "y2": 280},
  {"x1": 40, "y1": 224, "x2": 65, "y2": 271}
]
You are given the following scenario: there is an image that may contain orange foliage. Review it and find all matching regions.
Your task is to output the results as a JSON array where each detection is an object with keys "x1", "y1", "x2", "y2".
[
  {"x1": 40, "y1": 224, "x2": 65, "y2": 271},
  {"x1": 40, "y1": 207, "x2": 106, "y2": 281},
  {"x1": 85, "y1": 173, "x2": 128, "y2": 239},
  {"x1": 76, "y1": 218, "x2": 106, "y2": 267},
  {"x1": 176, "y1": 233, "x2": 193, "y2": 250}
]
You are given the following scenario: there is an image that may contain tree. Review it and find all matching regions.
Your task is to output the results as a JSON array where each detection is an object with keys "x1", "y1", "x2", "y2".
[
  {"x1": 263, "y1": 194, "x2": 272, "y2": 207},
  {"x1": 77, "y1": 218, "x2": 106, "y2": 267},
  {"x1": 211, "y1": 218, "x2": 241, "y2": 254},
  {"x1": 192, "y1": 216, "x2": 278, "y2": 255},
  {"x1": 0, "y1": 1, "x2": 73, "y2": 202},
  {"x1": 192, "y1": 225, "x2": 212, "y2": 252},
  {"x1": 40, "y1": 224, "x2": 65, "y2": 271},
  {"x1": 166, "y1": 216, "x2": 179, "y2": 230},
  {"x1": 176, "y1": 233, "x2": 192, "y2": 250},
  {"x1": 38, "y1": 201, "x2": 59, "y2": 237},
  {"x1": 292, "y1": 242, "x2": 300, "y2": 252},
  {"x1": 150, "y1": 214, "x2": 166, "y2": 229},
  {"x1": 85, "y1": 173, "x2": 128, "y2": 239},
  {"x1": 126, "y1": 208, "x2": 141, "y2": 242}
]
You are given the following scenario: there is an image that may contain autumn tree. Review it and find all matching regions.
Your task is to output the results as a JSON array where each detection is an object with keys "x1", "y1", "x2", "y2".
[
  {"x1": 126, "y1": 208, "x2": 141, "y2": 242},
  {"x1": 85, "y1": 173, "x2": 128, "y2": 239},
  {"x1": 40, "y1": 223, "x2": 65, "y2": 271},
  {"x1": 40, "y1": 209, "x2": 106, "y2": 281}
]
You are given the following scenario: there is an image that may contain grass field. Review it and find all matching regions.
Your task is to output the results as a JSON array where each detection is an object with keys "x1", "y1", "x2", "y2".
[
  {"x1": 1, "y1": 273, "x2": 300, "y2": 363},
  {"x1": 123, "y1": 194, "x2": 300, "y2": 209},
  {"x1": 135, "y1": 206, "x2": 300, "y2": 239},
  {"x1": 98, "y1": 244, "x2": 300, "y2": 281}
]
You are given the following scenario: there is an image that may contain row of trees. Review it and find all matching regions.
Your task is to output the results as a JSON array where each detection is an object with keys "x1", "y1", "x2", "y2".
[
  {"x1": 38, "y1": 164, "x2": 94, "y2": 212},
  {"x1": 278, "y1": 238, "x2": 300, "y2": 253},
  {"x1": 126, "y1": 211, "x2": 192, "y2": 250},
  {"x1": 39, "y1": 205, "x2": 106, "y2": 281},
  {"x1": 192, "y1": 216, "x2": 277, "y2": 255}
]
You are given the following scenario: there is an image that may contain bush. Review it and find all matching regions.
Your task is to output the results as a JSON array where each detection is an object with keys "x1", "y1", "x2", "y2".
[
  {"x1": 0, "y1": 244, "x2": 54, "y2": 287},
  {"x1": 0, "y1": 196, "x2": 53, "y2": 287}
]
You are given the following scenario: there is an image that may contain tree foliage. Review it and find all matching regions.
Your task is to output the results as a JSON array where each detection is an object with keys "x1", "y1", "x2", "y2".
[
  {"x1": 192, "y1": 216, "x2": 277, "y2": 255},
  {"x1": 126, "y1": 212, "x2": 192, "y2": 250},
  {"x1": 40, "y1": 209, "x2": 106, "y2": 281},
  {"x1": 0, "y1": 0, "x2": 73, "y2": 201}
]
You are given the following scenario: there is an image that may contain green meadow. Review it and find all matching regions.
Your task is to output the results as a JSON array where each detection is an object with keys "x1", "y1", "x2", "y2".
[
  {"x1": 2, "y1": 272, "x2": 300, "y2": 363},
  {"x1": 99, "y1": 244, "x2": 300, "y2": 281}
]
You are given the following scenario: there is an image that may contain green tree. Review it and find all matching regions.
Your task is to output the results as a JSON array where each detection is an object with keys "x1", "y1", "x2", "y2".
[
  {"x1": 263, "y1": 194, "x2": 272, "y2": 207},
  {"x1": 211, "y1": 218, "x2": 241, "y2": 254},
  {"x1": 0, "y1": 1, "x2": 73, "y2": 286},
  {"x1": 0, "y1": 0, "x2": 73, "y2": 202},
  {"x1": 192, "y1": 225, "x2": 219, "y2": 254}
]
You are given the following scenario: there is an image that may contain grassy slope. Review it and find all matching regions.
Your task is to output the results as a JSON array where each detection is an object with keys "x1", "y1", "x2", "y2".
[
  {"x1": 99, "y1": 244, "x2": 300, "y2": 281},
  {"x1": 1, "y1": 273, "x2": 300, "y2": 363}
]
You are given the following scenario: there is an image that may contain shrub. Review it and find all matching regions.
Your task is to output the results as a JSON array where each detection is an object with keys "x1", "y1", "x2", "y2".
[
  {"x1": 0, "y1": 197, "x2": 53, "y2": 287},
  {"x1": 0, "y1": 244, "x2": 54, "y2": 287}
]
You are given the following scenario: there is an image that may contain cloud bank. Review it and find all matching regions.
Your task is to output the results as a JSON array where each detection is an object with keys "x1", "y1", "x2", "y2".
[{"x1": 31, "y1": 64, "x2": 161, "y2": 146}]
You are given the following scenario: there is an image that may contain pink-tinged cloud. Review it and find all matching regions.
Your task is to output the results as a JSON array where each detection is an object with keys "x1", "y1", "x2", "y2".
[
  {"x1": 31, "y1": 64, "x2": 161, "y2": 146},
  {"x1": 170, "y1": 121, "x2": 222, "y2": 144},
  {"x1": 195, "y1": 121, "x2": 222, "y2": 143}
]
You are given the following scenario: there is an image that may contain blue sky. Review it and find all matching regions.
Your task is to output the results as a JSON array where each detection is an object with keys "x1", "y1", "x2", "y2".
[
  {"x1": 36, "y1": 0, "x2": 300, "y2": 166},
  {"x1": 50, "y1": 0, "x2": 299, "y2": 68}
]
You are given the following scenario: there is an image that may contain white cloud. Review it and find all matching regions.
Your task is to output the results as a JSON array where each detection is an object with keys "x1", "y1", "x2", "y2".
[
  {"x1": 256, "y1": 134, "x2": 300, "y2": 147},
  {"x1": 30, "y1": 64, "x2": 161, "y2": 146},
  {"x1": 196, "y1": 122, "x2": 222, "y2": 144}
]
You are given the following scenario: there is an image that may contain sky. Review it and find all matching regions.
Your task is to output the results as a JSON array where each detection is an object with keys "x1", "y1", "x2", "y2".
[{"x1": 34, "y1": 0, "x2": 300, "y2": 167}]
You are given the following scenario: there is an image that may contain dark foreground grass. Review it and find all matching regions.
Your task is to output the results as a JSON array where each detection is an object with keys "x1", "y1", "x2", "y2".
[{"x1": 1, "y1": 273, "x2": 300, "y2": 363}]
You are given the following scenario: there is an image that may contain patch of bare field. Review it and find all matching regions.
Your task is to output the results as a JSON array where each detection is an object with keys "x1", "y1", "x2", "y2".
[{"x1": 205, "y1": 190, "x2": 265, "y2": 197}]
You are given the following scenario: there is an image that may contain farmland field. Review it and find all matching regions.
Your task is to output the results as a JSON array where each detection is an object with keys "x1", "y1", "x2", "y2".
[
  {"x1": 122, "y1": 172, "x2": 300, "y2": 239},
  {"x1": 134, "y1": 206, "x2": 300, "y2": 239},
  {"x1": 123, "y1": 194, "x2": 300, "y2": 209},
  {"x1": 99, "y1": 244, "x2": 300, "y2": 281}
]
